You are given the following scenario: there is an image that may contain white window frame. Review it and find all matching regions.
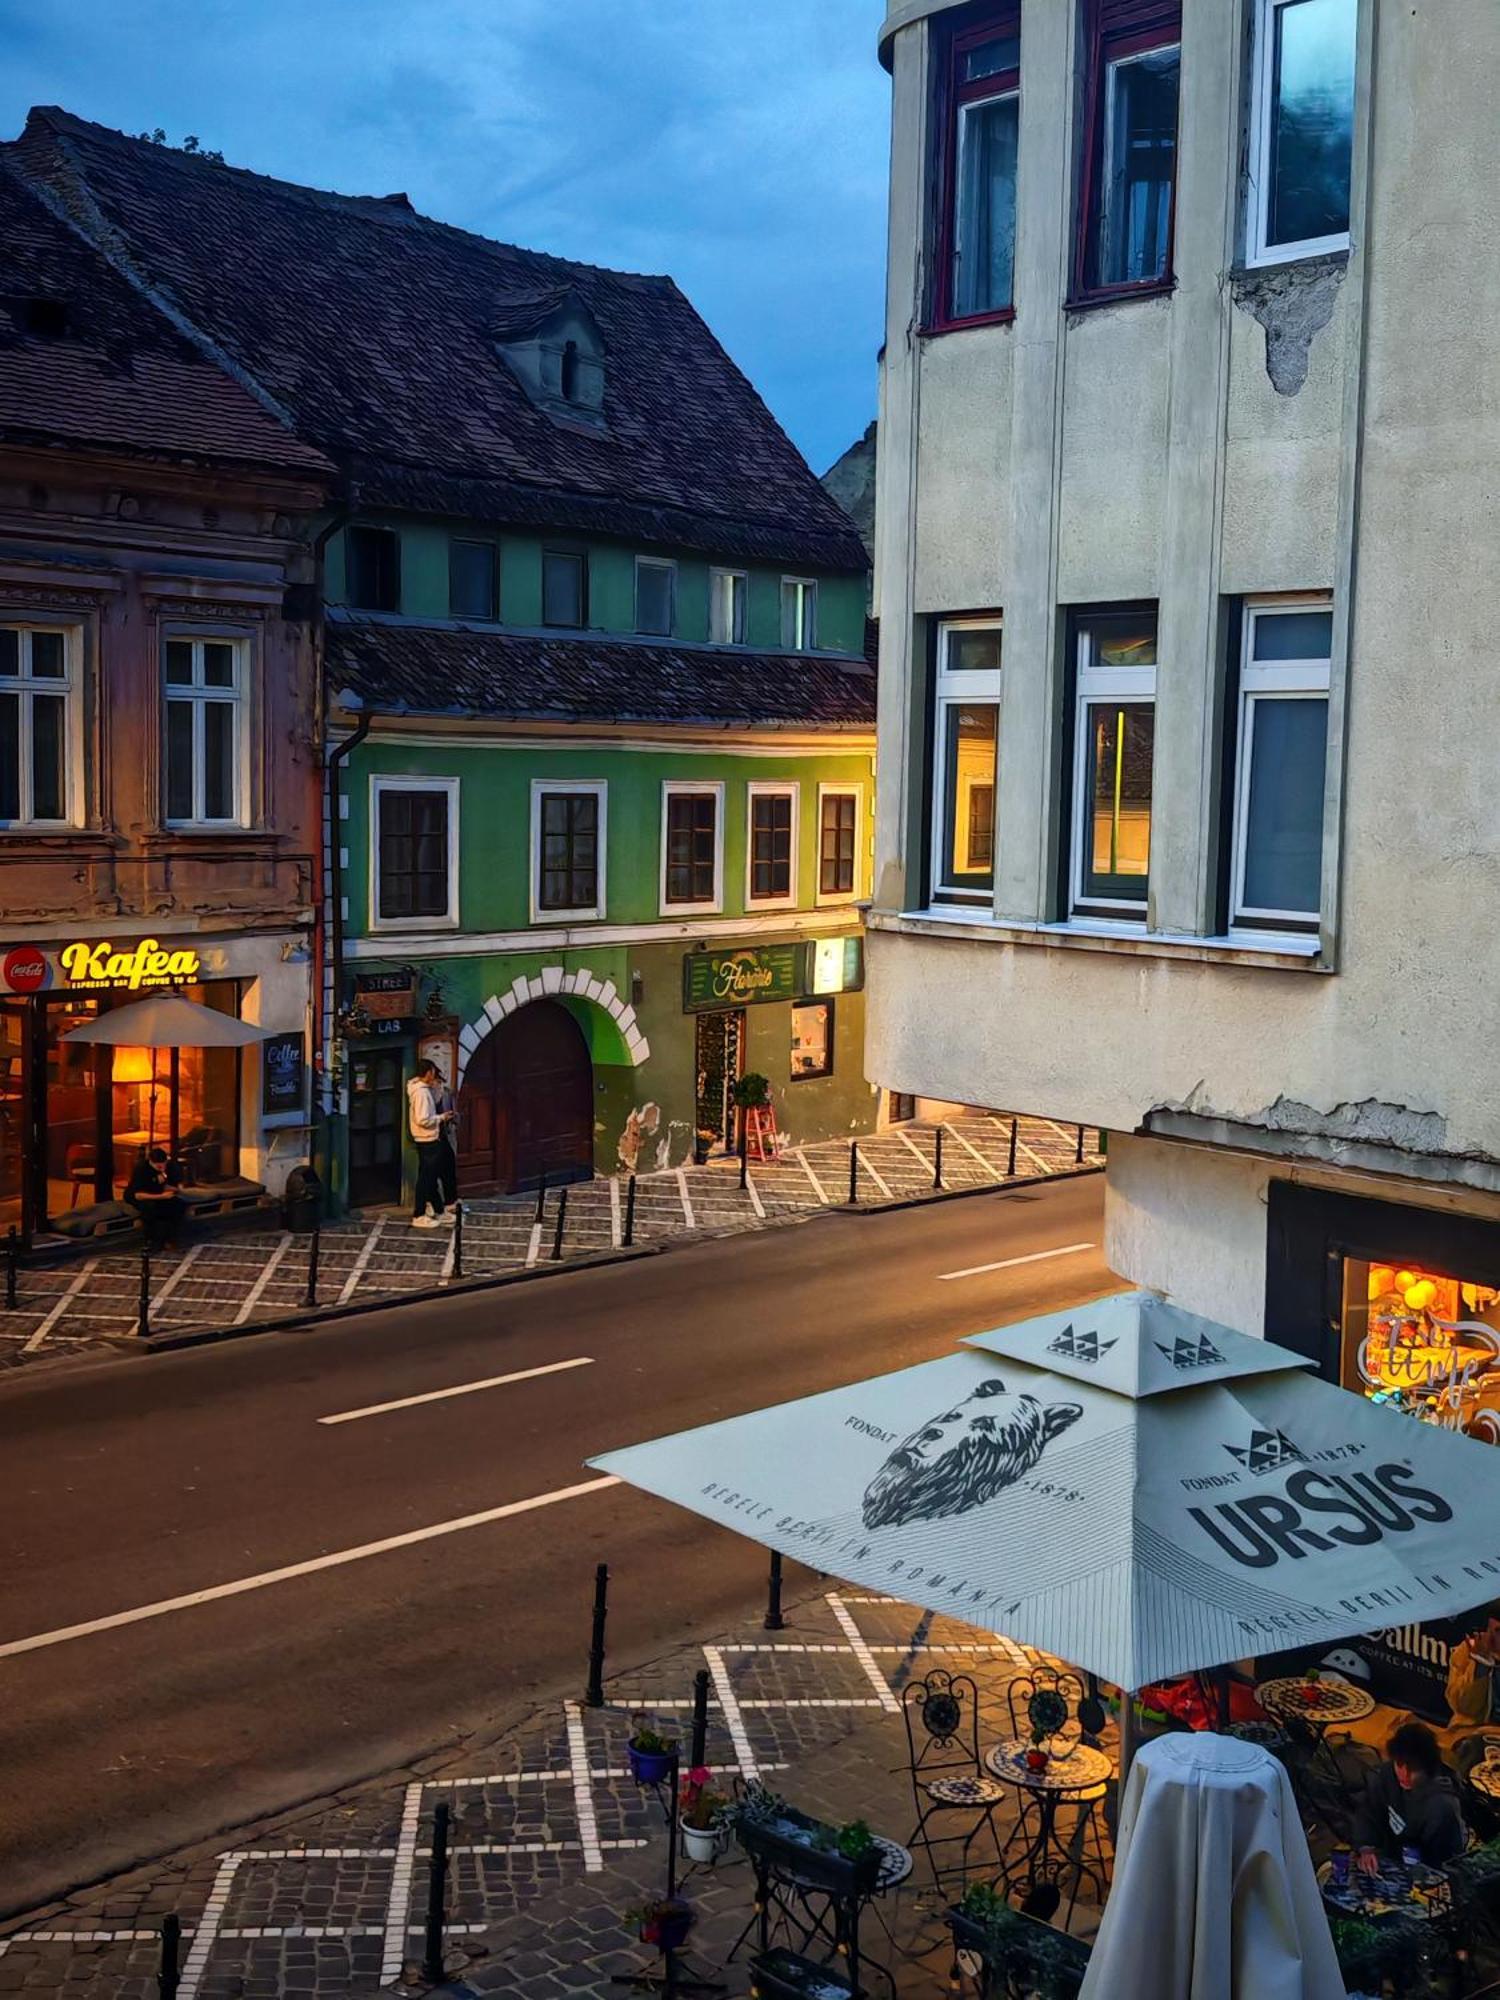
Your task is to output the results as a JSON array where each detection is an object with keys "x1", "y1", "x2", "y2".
[
  {"x1": 931, "y1": 617, "x2": 1002, "y2": 906},
  {"x1": 659, "y1": 779, "x2": 724, "y2": 917},
  {"x1": 634, "y1": 556, "x2": 678, "y2": 638},
  {"x1": 709, "y1": 567, "x2": 748, "y2": 645},
  {"x1": 529, "y1": 778, "x2": 607, "y2": 924},
  {"x1": 745, "y1": 780, "x2": 799, "y2": 911},
  {"x1": 816, "y1": 782, "x2": 865, "y2": 906},
  {"x1": 370, "y1": 773, "x2": 460, "y2": 933},
  {"x1": 0, "y1": 620, "x2": 83, "y2": 829},
  {"x1": 1069, "y1": 615, "x2": 1157, "y2": 921},
  {"x1": 1229, "y1": 598, "x2": 1332, "y2": 934},
  {"x1": 781, "y1": 576, "x2": 819, "y2": 652},
  {"x1": 1245, "y1": 0, "x2": 1355, "y2": 268},
  {"x1": 162, "y1": 633, "x2": 250, "y2": 829}
]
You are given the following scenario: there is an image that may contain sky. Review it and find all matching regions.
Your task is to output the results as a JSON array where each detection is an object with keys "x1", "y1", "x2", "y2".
[{"x1": 0, "y1": 0, "x2": 890, "y2": 474}]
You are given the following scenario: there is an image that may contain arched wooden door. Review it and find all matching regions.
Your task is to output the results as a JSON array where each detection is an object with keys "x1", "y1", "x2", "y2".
[{"x1": 456, "y1": 1000, "x2": 594, "y2": 1195}]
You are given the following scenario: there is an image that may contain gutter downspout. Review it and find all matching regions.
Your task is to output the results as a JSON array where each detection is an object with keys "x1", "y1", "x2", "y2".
[
  {"x1": 321, "y1": 700, "x2": 372, "y2": 1199},
  {"x1": 310, "y1": 498, "x2": 356, "y2": 1195}
]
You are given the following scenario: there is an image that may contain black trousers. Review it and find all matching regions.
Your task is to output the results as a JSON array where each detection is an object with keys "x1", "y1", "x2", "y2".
[
  {"x1": 413, "y1": 1140, "x2": 445, "y2": 1217},
  {"x1": 436, "y1": 1135, "x2": 458, "y2": 1207}
]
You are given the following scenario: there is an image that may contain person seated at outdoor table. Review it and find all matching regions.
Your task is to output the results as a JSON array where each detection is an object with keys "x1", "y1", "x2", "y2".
[
  {"x1": 1351, "y1": 1721, "x2": 1467, "y2": 1874},
  {"x1": 124, "y1": 1147, "x2": 186, "y2": 1250},
  {"x1": 1446, "y1": 1604, "x2": 1500, "y2": 1774}
]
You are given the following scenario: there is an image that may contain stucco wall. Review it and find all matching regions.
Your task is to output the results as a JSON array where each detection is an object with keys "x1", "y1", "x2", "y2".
[{"x1": 1103, "y1": 1134, "x2": 1273, "y2": 1336}]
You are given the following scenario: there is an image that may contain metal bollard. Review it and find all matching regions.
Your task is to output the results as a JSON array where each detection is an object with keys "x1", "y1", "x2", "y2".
[
  {"x1": 551, "y1": 1185, "x2": 568, "y2": 1260},
  {"x1": 1007, "y1": 1116, "x2": 1018, "y2": 1177},
  {"x1": 534, "y1": 1170, "x2": 548, "y2": 1225},
  {"x1": 452, "y1": 1200, "x2": 464, "y2": 1279},
  {"x1": 764, "y1": 1549, "x2": 785, "y2": 1631},
  {"x1": 623, "y1": 1173, "x2": 637, "y2": 1247},
  {"x1": 738, "y1": 1118, "x2": 748, "y2": 1191},
  {"x1": 422, "y1": 1800, "x2": 450, "y2": 1983},
  {"x1": 304, "y1": 1221, "x2": 320, "y2": 1309},
  {"x1": 4, "y1": 1225, "x2": 16, "y2": 1310},
  {"x1": 848, "y1": 1141, "x2": 859, "y2": 1205},
  {"x1": 1075, "y1": 1123, "x2": 1086, "y2": 1164},
  {"x1": 137, "y1": 1247, "x2": 151, "y2": 1338},
  {"x1": 690, "y1": 1667, "x2": 711, "y2": 1768},
  {"x1": 933, "y1": 1126, "x2": 944, "y2": 1190},
  {"x1": 158, "y1": 1913, "x2": 182, "y2": 1999},
  {"x1": 585, "y1": 1562, "x2": 609, "y2": 1707}
]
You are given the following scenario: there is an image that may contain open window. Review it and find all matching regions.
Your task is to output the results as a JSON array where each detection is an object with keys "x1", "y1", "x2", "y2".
[
  {"x1": 1246, "y1": 0, "x2": 1357, "y2": 265},
  {"x1": 1075, "y1": 0, "x2": 1181, "y2": 302},
  {"x1": 932, "y1": 8, "x2": 1021, "y2": 329}
]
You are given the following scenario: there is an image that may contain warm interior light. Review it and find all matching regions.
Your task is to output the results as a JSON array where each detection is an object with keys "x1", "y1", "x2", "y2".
[{"x1": 111, "y1": 1046, "x2": 157, "y2": 1085}]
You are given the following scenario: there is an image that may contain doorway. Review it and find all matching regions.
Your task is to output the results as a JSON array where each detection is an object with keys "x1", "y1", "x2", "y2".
[
  {"x1": 694, "y1": 1009, "x2": 746, "y2": 1153},
  {"x1": 348, "y1": 1048, "x2": 405, "y2": 1208},
  {"x1": 458, "y1": 1000, "x2": 594, "y2": 1194}
]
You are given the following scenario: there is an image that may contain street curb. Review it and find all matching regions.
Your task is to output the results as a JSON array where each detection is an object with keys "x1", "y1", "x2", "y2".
[{"x1": 834, "y1": 1158, "x2": 1104, "y2": 1216}]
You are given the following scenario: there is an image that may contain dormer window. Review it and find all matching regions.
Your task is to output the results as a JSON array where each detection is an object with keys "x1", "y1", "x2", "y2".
[
  {"x1": 561, "y1": 340, "x2": 581, "y2": 403},
  {"x1": 493, "y1": 287, "x2": 607, "y2": 430}
]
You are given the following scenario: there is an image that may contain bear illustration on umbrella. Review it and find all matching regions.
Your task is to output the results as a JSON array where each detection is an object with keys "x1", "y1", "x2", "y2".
[{"x1": 861, "y1": 1377, "x2": 1083, "y2": 1531}]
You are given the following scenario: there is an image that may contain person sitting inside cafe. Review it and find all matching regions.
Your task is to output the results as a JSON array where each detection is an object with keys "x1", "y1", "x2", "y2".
[
  {"x1": 1446, "y1": 1604, "x2": 1500, "y2": 1765},
  {"x1": 1352, "y1": 1721, "x2": 1467, "y2": 1873},
  {"x1": 124, "y1": 1146, "x2": 185, "y2": 1251}
]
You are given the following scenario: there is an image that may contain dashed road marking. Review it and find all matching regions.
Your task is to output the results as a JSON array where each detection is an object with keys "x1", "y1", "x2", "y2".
[
  {"x1": 937, "y1": 1241, "x2": 1096, "y2": 1282},
  {"x1": 337, "y1": 1216, "x2": 385, "y2": 1303},
  {"x1": 380, "y1": 1782, "x2": 423, "y2": 1982},
  {"x1": 317, "y1": 1356, "x2": 594, "y2": 1425},
  {"x1": 826, "y1": 1594, "x2": 901, "y2": 1713},
  {"x1": 565, "y1": 1700, "x2": 604, "y2": 1872},
  {"x1": 704, "y1": 1644, "x2": 759, "y2": 1780},
  {"x1": 179, "y1": 1854, "x2": 240, "y2": 1998},
  {"x1": 22, "y1": 1258, "x2": 99, "y2": 1352}
]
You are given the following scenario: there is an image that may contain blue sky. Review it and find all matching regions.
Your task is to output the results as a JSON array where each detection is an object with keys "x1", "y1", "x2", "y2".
[{"x1": 0, "y1": 0, "x2": 889, "y2": 472}]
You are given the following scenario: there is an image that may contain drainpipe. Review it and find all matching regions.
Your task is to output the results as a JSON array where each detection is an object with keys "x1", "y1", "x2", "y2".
[
  {"x1": 321, "y1": 697, "x2": 372, "y2": 1198},
  {"x1": 309, "y1": 496, "x2": 357, "y2": 1196}
]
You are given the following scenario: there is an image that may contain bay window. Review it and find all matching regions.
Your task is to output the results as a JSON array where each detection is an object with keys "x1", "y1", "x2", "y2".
[
  {"x1": 0, "y1": 624, "x2": 74, "y2": 827},
  {"x1": 1247, "y1": 0, "x2": 1357, "y2": 265},
  {"x1": 1077, "y1": 1, "x2": 1180, "y2": 298},
  {"x1": 935, "y1": 10, "x2": 1021, "y2": 327},
  {"x1": 1229, "y1": 602, "x2": 1331, "y2": 932},
  {"x1": 931, "y1": 618, "x2": 1001, "y2": 904},
  {"x1": 1070, "y1": 612, "x2": 1157, "y2": 916},
  {"x1": 164, "y1": 636, "x2": 245, "y2": 827}
]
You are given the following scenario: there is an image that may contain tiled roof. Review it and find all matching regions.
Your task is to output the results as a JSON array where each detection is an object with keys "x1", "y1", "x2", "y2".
[
  {"x1": 10, "y1": 109, "x2": 868, "y2": 573},
  {"x1": 0, "y1": 161, "x2": 330, "y2": 477},
  {"x1": 326, "y1": 615, "x2": 876, "y2": 731}
]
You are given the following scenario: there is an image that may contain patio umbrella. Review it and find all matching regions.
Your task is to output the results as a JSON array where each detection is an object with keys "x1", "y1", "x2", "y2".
[
  {"x1": 66, "y1": 994, "x2": 272, "y2": 1149},
  {"x1": 590, "y1": 1290, "x2": 1500, "y2": 1693}
]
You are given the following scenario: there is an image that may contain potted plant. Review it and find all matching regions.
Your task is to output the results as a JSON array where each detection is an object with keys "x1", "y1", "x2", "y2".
[
  {"x1": 679, "y1": 1764, "x2": 729, "y2": 1863},
  {"x1": 1025, "y1": 1723, "x2": 1051, "y2": 1773},
  {"x1": 626, "y1": 1895, "x2": 694, "y2": 1953},
  {"x1": 693, "y1": 1127, "x2": 716, "y2": 1166},
  {"x1": 732, "y1": 1073, "x2": 771, "y2": 1112},
  {"x1": 627, "y1": 1716, "x2": 677, "y2": 1786},
  {"x1": 732, "y1": 1798, "x2": 880, "y2": 1898}
]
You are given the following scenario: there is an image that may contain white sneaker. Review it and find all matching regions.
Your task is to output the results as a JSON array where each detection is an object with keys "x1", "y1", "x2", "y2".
[
  {"x1": 434, "y1": 1209, "x2": 456, "y2": 1224},
  {"x1": 412, "y1": 1213, "x2": 439, "y2": 1229}
]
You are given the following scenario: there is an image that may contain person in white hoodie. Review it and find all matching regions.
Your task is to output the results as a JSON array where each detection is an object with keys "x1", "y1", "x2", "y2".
[{"x1": 406, "y1": 1060, "x2": 453, "y2": 1227}]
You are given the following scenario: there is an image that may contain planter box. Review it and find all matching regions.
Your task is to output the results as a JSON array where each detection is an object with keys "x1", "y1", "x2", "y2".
[
  {"x1": 748, "y1": 1949, "x2": 854, "y2": 2000},
  {"x1": 737, "y1": 1806, "x2": 880, "y2": 1899},
  {"x1": 945, "y1": 1904, "x2": 1091, "y2": 1999}
]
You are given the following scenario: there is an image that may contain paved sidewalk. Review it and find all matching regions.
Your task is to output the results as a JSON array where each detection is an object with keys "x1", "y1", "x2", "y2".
[
  {"x1": 0, "y1": 1116, "x2": 1101, "y2": 1369},
  {"x1": 0, "y1": 1577, "x2": 1113, "y2": 1998}
]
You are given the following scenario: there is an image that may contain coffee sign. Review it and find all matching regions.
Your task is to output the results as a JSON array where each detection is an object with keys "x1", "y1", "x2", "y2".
[{"x1": 683, "y1": 945, "x2": 800, "y2": 1013}]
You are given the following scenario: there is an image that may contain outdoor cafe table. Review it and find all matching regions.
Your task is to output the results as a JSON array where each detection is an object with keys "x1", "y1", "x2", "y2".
[
  {"x1": 985, "y1": 1738, "x2": 1113, "y2": 1917},
  {"x1": 1319, "y1": 1854, "x2": 1456, "y2": 1991},
  {"x1": 1468, "y1": 1758, "x2": 1500, "y2": 1804},
  {"x1": 1256, "y1": 1673, "x2": 1374, "y2": 1787}
]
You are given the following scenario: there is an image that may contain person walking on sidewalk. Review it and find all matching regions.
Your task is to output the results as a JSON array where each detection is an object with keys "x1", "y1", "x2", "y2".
[{"x1": 406, "y1": 1059, "x2": 454, "y2": 1229}]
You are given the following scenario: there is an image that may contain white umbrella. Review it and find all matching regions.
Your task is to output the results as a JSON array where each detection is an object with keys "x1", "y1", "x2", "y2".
[
  {"x1": 590, "y1": 1290, "x2": 1500, "y2": 1692},
  {"x1": 62, "y1": 993, "x2": 271, "y2": 1048}
]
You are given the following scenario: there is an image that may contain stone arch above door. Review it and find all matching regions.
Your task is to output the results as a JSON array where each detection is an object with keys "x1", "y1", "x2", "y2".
[{"x1": 456, "y1": 967, "x2": 649, "y2": 1087}]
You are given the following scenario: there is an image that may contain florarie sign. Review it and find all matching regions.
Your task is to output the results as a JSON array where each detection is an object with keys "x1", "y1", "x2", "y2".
[
  {"x1": 60, "y1": 938, "x2": 201, "y2": 991},
  {"x1": 683, "y1": 945, "x2": 799, "y2": 1012}
]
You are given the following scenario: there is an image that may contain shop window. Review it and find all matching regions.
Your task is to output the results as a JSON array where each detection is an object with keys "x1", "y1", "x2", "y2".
[
  {"x1": 1341, "y1": 1258, "x2": 1500, "y2": 1444},
  {"x1": 747, "y1": 784, "x2": 797, "y2": 906},
  {"x1": 163, "y1": 636, "x2": 246, "y2": 827},
  {"x1": 931, "y1": 618, "x2": 1001, "y2": 904},
  {"x1": 449, "y1": 538, "x2": 498, "y2": 620},
  {"x1": 662, "y1": 783, "x2": 722, "y2": 911},
  {"x1": 818, "y1": 786, "x2": 860, "y2": 900},
  {"x1": 635, "y1": 557, "x2": 677, "y2": 638},
  {"x1": 710, "y1": 568, "x2": 747, "y2": 645},
  {"x1": 533, "y1": 780, "x2": 605, "y2": 919},
  {"x1": 373, "y1": 775, "x2": 458, "y2": 928},
  {"x1": 0, "y1": 623, "x2": 74, "y2": 827},
  {"x1": 542, "y1": 548, "x2": 588, "y2": 628},
  {"x1": 345, "y1": 525, "x2": 401, "y2": 612},
  {"x1": 1246, "y1": 0, "x2": 1357, "y2": 266},
  {"x1": 1076, "y1": 0, "x2": 1181, "y2": 300},
  {"x1": 790, "y1": 999, "x2": 833, "y2": 1081},
  {"x1": 781, "y1": 578, "x2": 818, "y2": 652},
  {"x1": 1070, "y1": 610, "x2": 1156, "y2": 918},
  {"x1": 933, "y1": 8, "x2": 1021, "y2": 328},
  {"x1": 1230, "y1": 602, "x2": 1331, "y2": 932}
]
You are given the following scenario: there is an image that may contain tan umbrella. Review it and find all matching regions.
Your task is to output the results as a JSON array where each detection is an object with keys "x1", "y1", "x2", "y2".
[{"x1": 65, "y1": 993, "x2": 272, "y2": 1150}]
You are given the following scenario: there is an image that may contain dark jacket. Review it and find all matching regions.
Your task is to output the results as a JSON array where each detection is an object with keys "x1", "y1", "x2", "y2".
[{"x1": 1353, "y1": 1764, "x2": 1467, "y2": 1866}]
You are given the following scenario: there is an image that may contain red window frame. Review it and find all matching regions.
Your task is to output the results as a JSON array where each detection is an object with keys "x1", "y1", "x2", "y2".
[
  {"x1": 929, "y1": 5, "x2": 1022, "y2": 334},
  {"x1": 1072, "y1": 0, "x2": 1182, "y2": 308}
]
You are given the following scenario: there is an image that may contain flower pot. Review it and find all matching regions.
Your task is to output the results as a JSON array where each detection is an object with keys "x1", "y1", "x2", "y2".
[
  {"x1": 653, "y1": 1908, "x2": 694, "y2": 1952},
  {"x1": 1025, "y1": 1749, "x2": 1050, "y2": 1773},
  {"x1": 629, "y1": 1744, "x2": 674, "y2": 1786},
  {"x1": 681, "y1": 1820, "x2": 721, "y2": 1864}
]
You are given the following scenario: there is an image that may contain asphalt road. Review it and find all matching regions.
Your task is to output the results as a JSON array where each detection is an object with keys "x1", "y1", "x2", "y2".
[{"x1": 0, "y1": 1175, "x2": 1112, "y2": 1919}]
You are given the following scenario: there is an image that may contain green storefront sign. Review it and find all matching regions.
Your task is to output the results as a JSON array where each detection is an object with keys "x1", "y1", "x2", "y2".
[{"x1": 683, "y1": 945, "x2": 801, "y2": 1012}]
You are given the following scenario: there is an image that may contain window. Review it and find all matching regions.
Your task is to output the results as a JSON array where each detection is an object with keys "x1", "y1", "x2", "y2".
[
  {"x1": 935, "y1": 10, "x2": 1021, "y2": 326},
  {"x1": 345, "y1": 526, "x2": 400, "y2": 612},
  {"x1": 0, "y1": 624, "x2": 73, "y2": 827},
  {"x1": 532, "y1": 780, "x2": 606, "y2": 920},
  {"x1": 635, "y1": 558, "x2": 677, "y2": 638},
  {"x1": 1247, "y1": 0, "x2": 1357, "y2": 264},
  {"x1": 662, "y1": 783, "x2": 722, "y2": 912},
  {"x1": 747, "y1": 783, "x2": 797, "y2": 907},
  {"x1": 1229, "y1": 602, "x2": 1331, "y2": 931},
  {"x1": 781, "y1": 578, "x2": 818, "y2": 652},
  {"x1": 931, "y1": 619, "x2": 1001, "y2": 903},
  {"x1": 1070, "y1": 611, "x2": 1157, "y2": 916},
  {"x1": 818, "y1": 787, "x2": 861, "y2": 900},
  {"x1": 542, "y1": 548, "x2": 587, "y2": 628},
  {"x1": 449, "y1": 539, "x2": 498, "y2": 620},
  {"x1": 790, "y1": 1000, "x2": 833, "y2": 1081},
  {"x1": 164, "y1": 637, "x2": 244, "y2": 826},
  {"x1": 1077, "y1": 1, "x2": 1181, "y2": 298},
  {"x1": 373, "y1": 776, "x2": 458, "y2": 928},
  {"x1": 710, "y1": 569, "x2": 748, "y2": 645}
]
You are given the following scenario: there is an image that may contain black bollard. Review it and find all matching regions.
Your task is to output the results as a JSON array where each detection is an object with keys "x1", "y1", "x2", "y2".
[
  {"x1": 585, "y1": 1562, "x2": 609, "y2": 1707},
  {"x1": 764, "y1": 1549, "x2": 785, "y2": 1631},
  {"x1": 1007, "y1": 1116, "x2": 1018, "y2": 1177},
  {"x1": 847, "y1": 1141, "x2": 859, "y2": 1205},
  {"x1": 933, "y1": 1126, "x2": 944, "y2": 1189},
  {"x1": 1076, "y1": 1123, "x2": 1086, "y2": 1164},
  {"x1": 738, "y1": 1118, "x2": 748, "y2": 1191},
  {"x1": 4, "y1": 1225, "x2": 16, "y2": 1310},
  {"x1": 534, "y1": 1170, "x2": 548, "y2": 1225},
  {"x1": 690, "y1": 1667, "x2": 711, "y2": 1768},
  {"x1": 304, "y1": 1221, "x2": 320, "y2": 1309},
  {"x1": 422, "y1": 1800, "x2": 450, "y2": 1984},
  {"x1": 158, "y1": 1913, "x2": 181, "y2": 1999},
  {"x1": 551, "y1": 1184, "x2": 568, "y2": 1260},
  {"x1": 137, "y1": 1246, "x2": 151, "y2": 1338},
  {"x1": 623, "y1": 1173, "x2": 637, "y2": 1247},
  {"x1": 452, "y1": 1200, "x2": 464, "y2": 1279}
]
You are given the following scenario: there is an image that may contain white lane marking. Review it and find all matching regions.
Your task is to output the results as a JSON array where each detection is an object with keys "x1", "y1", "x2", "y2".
[
  {"x1": 235, "y1": 1233, "x2": 293, "y2": 1324},
  {"x1": 317, "y1": 1356, "x2": 594, "y2": 1426},
  {"x1": 745, "y1": 1170, "x2": 765, "y2": 1220},
  {"x1": 380, "y1": 1782, "x2": 423, "y2": 1982},
  {"x1": 854, "y1": 1146, "x2": 893, "y2": 1199},
  {"x1": 704, "y1": 1644, "x2": 759, "y2": 1780},
  {"x1": 0, "y1": 1476, "x2": 621, "y2": 1661},
  {"x1": 676, "y1": 1167, "x2": 695, "y2": 1231},
  {"x1": 337, "y1": 1216, "x2": 385, "y2": 1303},
  {"x1": 147, "y1": 1242, "x2": 205, "y2": 1313},
  {"x1": 609, "y1": 1176, "x2": 622, "y2": 1247},
  {"x1": 439, "y1": 1218, "x2": 457, "y2": 1286},
  {"x1": 947, "y1": 1123, "x2": 1004, "y2": 1182},
  {"x1": 178, "y1": 1853, "x2": 240, "y2": 1998},
  {"x1": 826, "y1": 1593, "x2": 901, "y2": 1713},
  {"x1": 525, "y1": 1221, "x2": 542, "y2": 1266},
  {"x1": 937, "y1": 1241, "x2": 1097, "y2": 1282},
  {"x1": 793, "y1": 1147, "x2": 829, "y2": 1204},
  {"x1": 21, "y1": 1258, "x2": 99, "y2": 1352},
  {"x1": 896, "y1": 1126, "x2": 932, "y2": 1173},
  {"x1": 565, "y1": 1700, "x2": 604, "y2": 1872}
]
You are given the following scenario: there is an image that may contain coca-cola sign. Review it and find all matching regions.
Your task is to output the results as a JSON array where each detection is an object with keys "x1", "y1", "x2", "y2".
[{"x1": 2, "y1": 946, "x2": 47, "y2": 994}]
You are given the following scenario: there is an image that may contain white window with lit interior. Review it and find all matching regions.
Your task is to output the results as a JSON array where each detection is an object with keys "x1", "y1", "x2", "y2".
[
  {"x1": 710, "y1": 569, "x2": 747, "y2": 645},
  {"x1": 0, "y1": 623, "x2": 76, "y2": 827},
  {"x1": 930, "y1": 618, "x2": 1000, "y2": 905},
  {"x1": 781, "y1": 577, "x2": 818, "y2": 652},
  {"x1": 1246, "y1": 0, "x2": 1357, "y2": 266},
  {"x1": 1070, "y1": 612, "x2": 1156, "y2": 918},
  {"x1": 1229, "y1": 601, "x2": 1331, "y2": 934},
  {"x1": 164, "y1": 636, "x2": 246, "y2": 827}
]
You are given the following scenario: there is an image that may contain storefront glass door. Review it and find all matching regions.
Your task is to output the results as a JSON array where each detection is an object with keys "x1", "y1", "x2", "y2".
[
  {"x1": 694, "y1": 1009, "x2": 745, "y2": 1152},
  {"x1": 0, "y1": 1000, "x2": 25, "y2": 1235},
  {"x1": 43, "y1": 994, "x2": 104, "y2": 1223}
]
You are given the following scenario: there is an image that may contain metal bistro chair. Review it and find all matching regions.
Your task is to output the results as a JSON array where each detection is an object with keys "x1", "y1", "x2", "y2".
[
  {"x1": 1003, "y1": 1668, "x2": 1110, "y2": 1899},
  {"x1": 902, "y1": 1669, "x2": 1009, "y2": 1893}
]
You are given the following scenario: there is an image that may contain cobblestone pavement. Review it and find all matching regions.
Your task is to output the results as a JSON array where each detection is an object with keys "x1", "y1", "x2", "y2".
[
  {"x1": 0, "y1": 1116, "x2": 1101, "y2": 1369},
  {"x1": 0, "y1": 1582, "x2": 1114, "y2": 1997}
]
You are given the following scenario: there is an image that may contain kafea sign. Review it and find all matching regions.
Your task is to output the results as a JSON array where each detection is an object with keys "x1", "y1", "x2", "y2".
[{"x1": 60, "y1": 938, "x2": 201, "y2": 991}]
